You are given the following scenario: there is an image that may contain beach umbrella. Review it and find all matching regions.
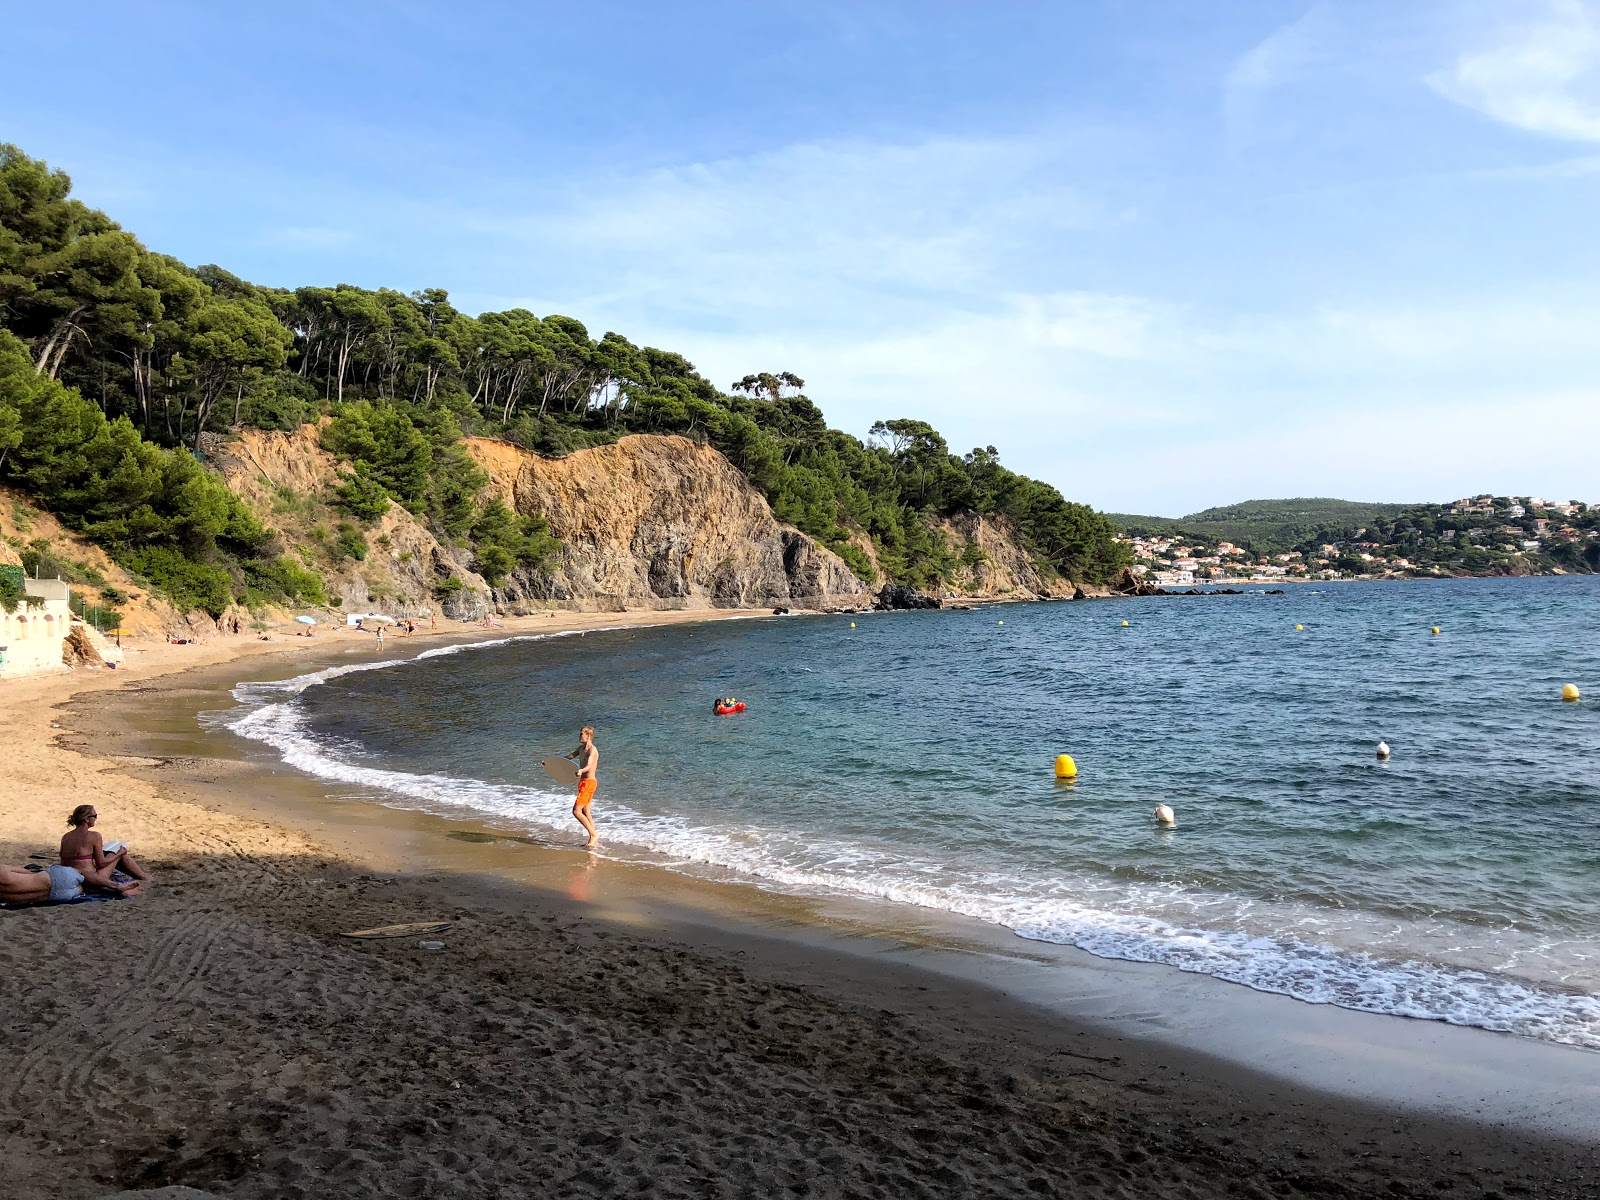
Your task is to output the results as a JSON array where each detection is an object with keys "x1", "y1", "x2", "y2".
[{"x1": 295, "y1": 615, "x2": 317, "y2": 625}]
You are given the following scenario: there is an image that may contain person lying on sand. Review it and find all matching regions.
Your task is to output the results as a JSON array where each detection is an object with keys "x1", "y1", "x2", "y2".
[
  {"x1": 0, "y1": 863, "x2": 141, "y2": 906},
  {"x1": 61, "y1": 804, "x2": 151, "y2": 887},
  {"x1": 568, "y1": 725, "x2": 600, "y2": 849}
]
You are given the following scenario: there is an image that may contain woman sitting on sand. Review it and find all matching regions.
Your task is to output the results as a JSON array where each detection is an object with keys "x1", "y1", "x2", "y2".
[
  {"x1": 60, "y1": 805, "x2": 151, "y2": 888},
  {"x1": 0, "y1": 863, "x2": 141, "y2": 906}
]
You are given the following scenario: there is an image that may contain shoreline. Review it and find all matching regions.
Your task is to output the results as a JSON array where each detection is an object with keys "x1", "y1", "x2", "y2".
[{"x1": 4, "y1": 611, "x2": 1598, "y2": 1198}]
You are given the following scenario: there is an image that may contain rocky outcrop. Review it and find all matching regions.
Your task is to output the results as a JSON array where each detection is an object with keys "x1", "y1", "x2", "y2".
[
  {"x1": 875, "y1": 583, "x2": 941, "y2": 610},
  {"x1": 465, "y1": 435, "x2": 869, "y2": 610},
  {"x1": 929, "y1": 512, "x2": 1078, "y2": 600},
  {"x1": 1111, "y1": 567, "x2": 1165, "y2": 597},
  {"x1": 207, "y1": 427, "x2": 492, "y2": 621},
  {"x1": 62, "y1": 623, "x2": 108, "y2": 668}
]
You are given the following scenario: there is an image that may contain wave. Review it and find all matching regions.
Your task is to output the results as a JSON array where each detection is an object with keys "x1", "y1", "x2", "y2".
[{"x1": 221, "y1": 642, "x2": 1600, "y2": 1052}]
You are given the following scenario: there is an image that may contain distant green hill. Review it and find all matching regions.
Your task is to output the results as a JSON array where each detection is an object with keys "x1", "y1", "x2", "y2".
[{"x1": 1108, "y1": 497, "x2": 1413, "y2": 555}]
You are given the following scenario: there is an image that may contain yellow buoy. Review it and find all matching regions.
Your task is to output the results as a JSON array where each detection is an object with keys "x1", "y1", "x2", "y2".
[
  {"x1": 1121, "y1": 620, "x2": 1130, "y2": 627},
  {"x1": 849, "y1": 622, "x2": 856, "y2": 629},
  {"x1": 1054, "y1": 754, "x2": 1077, "y2": 779},
  {"x1": 1295, "y1": 624, "x2": 1303, "y2": 631},
  {"x1": 1431, "y1": 626, "x2": 1440, "y2": 635},
  {"x1": 1562, "y1": 683, "x2": 1581, "y2": 702},
  {"x1": 998, "y1": 620, "x2": 1004, "y2": 625}
]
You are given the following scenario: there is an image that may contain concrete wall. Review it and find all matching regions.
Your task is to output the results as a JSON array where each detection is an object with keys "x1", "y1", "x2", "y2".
[{"x1": 0, "y1": 580, "x2": 72, "y2": 678}]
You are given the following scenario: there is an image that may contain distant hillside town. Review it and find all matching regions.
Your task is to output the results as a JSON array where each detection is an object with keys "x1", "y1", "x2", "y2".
[{"x1": 1121, "y1": 495, "x2": 1599, "y2": 585}]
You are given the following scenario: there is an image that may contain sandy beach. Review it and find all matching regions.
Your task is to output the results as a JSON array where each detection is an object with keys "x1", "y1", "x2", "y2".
[{"x1": 3, "y1": 614, "x2": 1597, "y2": 1200}]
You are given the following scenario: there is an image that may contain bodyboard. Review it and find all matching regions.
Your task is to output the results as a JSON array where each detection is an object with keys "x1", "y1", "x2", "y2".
[{"x1": 542, "y1": 755, "x2": 579, "y2": 785}]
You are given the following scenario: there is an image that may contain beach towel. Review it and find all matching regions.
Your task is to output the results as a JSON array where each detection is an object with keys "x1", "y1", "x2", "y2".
[{"x1": 0, "y1": 867, "x2": 132, "y2": 911}]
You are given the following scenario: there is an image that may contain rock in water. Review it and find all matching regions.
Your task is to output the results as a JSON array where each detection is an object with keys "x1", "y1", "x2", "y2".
[
  {"x1": 1111, "y1": 566, "x2": 1165, "y2": 597},
  {"x1": 874, "y1": 583, "x2": 942, "y2": 610}
]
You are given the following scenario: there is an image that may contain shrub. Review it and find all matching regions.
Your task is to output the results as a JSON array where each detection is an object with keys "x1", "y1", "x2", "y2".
[
  {"x1": 335, "y1": 522, "x2": 368, "y2": 561},
  {"x1": 470, "y1": 498, "x2": 556, "y2": 586},
  {"x1": 120, "y1": 546, "x2": 235, "y2": 617},
  {"x1": 244, "y1": 556, "x2": 327, "y2": 606},
  {"x1": 0, "y1": 564, "x2": 22, "y2": 612},
  {"x1": 335, "y1": 465, "x2": 391, "y2": 521}
]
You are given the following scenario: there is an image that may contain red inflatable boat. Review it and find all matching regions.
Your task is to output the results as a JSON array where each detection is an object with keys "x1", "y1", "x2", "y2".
[{"x1": 713, "y1": 701, "x2": 746, "y2": 715}]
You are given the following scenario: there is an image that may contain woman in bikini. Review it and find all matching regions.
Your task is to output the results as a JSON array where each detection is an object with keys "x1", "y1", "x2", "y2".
[{"x1": 60, "y1": 804, "x2": 150, "y2": 889}]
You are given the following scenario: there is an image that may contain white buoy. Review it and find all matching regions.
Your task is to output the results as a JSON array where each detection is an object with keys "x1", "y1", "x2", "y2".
[
  {"x1": 1153, "y1": 804, "x2": 1176, "y2": 827},
  {"x1": 1376, "y1": 741, "x2": 1390, "y2": 759}
]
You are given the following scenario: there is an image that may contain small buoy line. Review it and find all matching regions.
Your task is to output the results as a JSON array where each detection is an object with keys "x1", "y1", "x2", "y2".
[{"x1": 836, "y1": 615, "x2": 1582, "y2": 833}]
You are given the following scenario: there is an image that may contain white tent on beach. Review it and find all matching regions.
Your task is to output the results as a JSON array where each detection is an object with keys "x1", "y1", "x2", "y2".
[{"x1": 345, "y1": 612, "x2": 397, "y2": 627}]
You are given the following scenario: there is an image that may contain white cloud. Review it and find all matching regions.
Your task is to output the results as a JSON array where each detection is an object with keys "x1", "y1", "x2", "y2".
[
  {"x1": 1226, "y1": 7, "x2": 1330, "y2": 99},
  {"x1": 464, "y1": 133, "x2": 1114, "y2": 327},
  {"x1": 1223, "y1": 6, "x2": 1337, "y2": 146},
  {"x1": 1428, "y1": 0, "x2": 1600, "y2": 141},
  {"x1": 438, "y1": 127, "x2": 1600, "y2": 514}
]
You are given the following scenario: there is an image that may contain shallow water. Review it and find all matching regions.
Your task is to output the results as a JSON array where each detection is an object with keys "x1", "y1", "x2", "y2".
[{"x1": 221, "y1": 578, "x2": 1600, "y2": 1047}]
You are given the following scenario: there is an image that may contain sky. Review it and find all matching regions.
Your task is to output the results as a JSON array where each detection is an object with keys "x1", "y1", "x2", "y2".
[{"x1": 5, "y1": 0, "x2": 1600, "y2": 514}]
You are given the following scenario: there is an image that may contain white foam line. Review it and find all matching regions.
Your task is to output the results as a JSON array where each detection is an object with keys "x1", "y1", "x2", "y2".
[{"x1": 221, "y1": 626, "x2": 1600, "y2": 1051}]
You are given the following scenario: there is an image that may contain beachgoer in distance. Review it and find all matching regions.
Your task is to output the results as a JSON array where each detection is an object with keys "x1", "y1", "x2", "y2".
[
  {"x1": 61, "y1": 804, "x2": 150, "y2": 886},
  {"x1": 568, "y1": 726, "x2": 600, "y2": 849}
]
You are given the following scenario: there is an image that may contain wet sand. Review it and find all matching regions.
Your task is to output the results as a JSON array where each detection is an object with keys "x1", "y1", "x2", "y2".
[{"x1": 2, "y1": 617, "x2": 1597, "y2": 1199}]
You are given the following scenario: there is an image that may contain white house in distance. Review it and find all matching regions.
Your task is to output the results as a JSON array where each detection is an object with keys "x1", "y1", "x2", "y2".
[
  {"x1": 0, "y1": 577, "x2": 74, "y2": 676},
  {"x1": 0, "y1": 576, "x2": 123, "y2": 678}
]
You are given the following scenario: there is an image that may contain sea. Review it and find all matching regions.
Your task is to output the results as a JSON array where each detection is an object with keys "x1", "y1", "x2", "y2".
[{"x1": 221, "y1": 577, "x2": 1600, "y2": 1049}]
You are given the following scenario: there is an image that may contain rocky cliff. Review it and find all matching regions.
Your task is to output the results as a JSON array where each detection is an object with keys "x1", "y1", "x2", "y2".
[
  {"x1": 5, "y1": 425, "x2": 1091, "y2": 635},
  {"x1": 930, "y1": 512, "x2": 1082, "y2": 600},
  {"x1": 465, "y1": 435, "x2": 870, "y2": 610},
  {"x1": 206, "y1": 426, "x2": 493, "y2": 621}
]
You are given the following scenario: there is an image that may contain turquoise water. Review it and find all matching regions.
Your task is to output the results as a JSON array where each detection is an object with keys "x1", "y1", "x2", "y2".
[{"x1": 226, "y1": 578, "x2": 1600, "y2": 1047}]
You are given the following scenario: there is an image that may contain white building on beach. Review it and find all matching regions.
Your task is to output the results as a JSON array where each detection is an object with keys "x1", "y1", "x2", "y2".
[
  {"x1": 0, "y1": 577, "x2": 73, "y2": 677},
  {"x1": 0, "y1": 576, "x2": 123, "y2": 678}
]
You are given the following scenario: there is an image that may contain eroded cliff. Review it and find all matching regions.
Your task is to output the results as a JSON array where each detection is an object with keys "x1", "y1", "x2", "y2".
[
  {"x1": 466, "y1": 435, "x2": 870, "y2": 610},
  {"x1": 6, "y1": 424, "x2": 1088, "y2": 636},
  {"x1": 931, "y1": 512, "x2": 1083, "y2": 600},
  {"x1": 208, "y1": 426, "x2": 493, "y2": 621}
]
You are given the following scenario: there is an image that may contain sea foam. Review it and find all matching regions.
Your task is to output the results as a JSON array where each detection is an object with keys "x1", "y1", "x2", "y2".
[{"x1": 220, "y1": 638, "x2": 1600, "y2": 1052}]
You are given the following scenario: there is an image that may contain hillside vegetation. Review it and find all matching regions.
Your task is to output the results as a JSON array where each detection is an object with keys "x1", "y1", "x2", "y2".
[
  {"x1": 0, "y1": 143, "x2": 1128, "y2": 619},
  {"x1": 1116, "y1": 495, "x2": 1597, "y2": 579},
  {"x1": 1108, "y1": 497, "x2": 1412, "y2": 556}
]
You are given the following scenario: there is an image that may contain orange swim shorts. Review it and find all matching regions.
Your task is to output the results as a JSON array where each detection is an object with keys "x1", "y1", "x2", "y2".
[{"x1": 576, "y1": 777, "x2": 597, "y2": 806}]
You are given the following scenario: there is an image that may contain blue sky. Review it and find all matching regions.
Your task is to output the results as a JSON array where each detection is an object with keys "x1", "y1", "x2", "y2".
[{"x1": 6, "y1": 0, "x2": 1600, "y2": 513}]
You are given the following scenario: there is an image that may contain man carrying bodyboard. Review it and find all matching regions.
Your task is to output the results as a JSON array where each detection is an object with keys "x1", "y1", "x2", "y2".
[{"x1": 569, "y1": 726, "x2": 600, "y2": 849}]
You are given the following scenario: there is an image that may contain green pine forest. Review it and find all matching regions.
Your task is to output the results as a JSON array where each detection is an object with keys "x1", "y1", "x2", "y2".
[{"x1": 0, "y1": 144, "x2": 1129, "y2": 617}]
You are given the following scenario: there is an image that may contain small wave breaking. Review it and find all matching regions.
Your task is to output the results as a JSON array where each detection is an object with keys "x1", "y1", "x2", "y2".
[{"x1": 220, "y1": 636, "x2": 1600, "y2": 1052}]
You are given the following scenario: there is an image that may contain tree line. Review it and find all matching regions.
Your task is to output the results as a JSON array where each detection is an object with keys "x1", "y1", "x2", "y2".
[{"x1": 0, "y1": 143, "x2": 1129, "y2": 613}]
